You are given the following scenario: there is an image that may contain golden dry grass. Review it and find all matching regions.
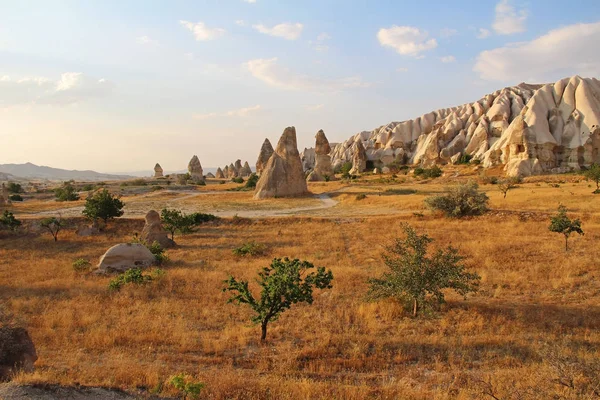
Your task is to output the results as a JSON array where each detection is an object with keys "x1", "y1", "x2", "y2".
[{"x1": 1, "y1": 172, "x2": 599, "y2": 399}]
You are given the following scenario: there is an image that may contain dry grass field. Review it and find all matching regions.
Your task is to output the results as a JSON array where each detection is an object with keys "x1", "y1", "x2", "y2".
[{"x1": 1, "y1": 170, "x2": 599, "y2": 399}]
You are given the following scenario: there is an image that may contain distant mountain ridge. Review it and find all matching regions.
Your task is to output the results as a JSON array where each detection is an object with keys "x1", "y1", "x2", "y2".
[{"x1": 0, "y1": 163, "x2": 134, "y2": 181}]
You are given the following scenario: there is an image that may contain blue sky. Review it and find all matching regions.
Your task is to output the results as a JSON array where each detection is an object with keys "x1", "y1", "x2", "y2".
[{"x1": 1, "y1": 0, "x2": 600, "y2": 172}]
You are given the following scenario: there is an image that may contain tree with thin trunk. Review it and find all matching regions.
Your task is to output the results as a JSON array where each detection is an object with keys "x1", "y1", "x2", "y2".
[
  {"x1": 40, "y1": 217, "x2": 62, "y2": 242},
  {"x1": 368, "y1": 224, "x2": 480, "y2": 317},
  {"x1": 583, "y1": 163, "x2": 600, "y2": 193},
  {"x1": 497, "y1": 177, "x2": 520, "y2": 199},
  {"x1": 549, "y1": 205, "x2": 584, "y2": 251},
  {"x1": 223, "y1": 258, "x2": 333, "y2": 342}
]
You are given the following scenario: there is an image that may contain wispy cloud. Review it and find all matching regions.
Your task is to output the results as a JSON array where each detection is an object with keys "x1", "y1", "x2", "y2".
[
  {"x1": 194, "y1": 105, "x2": 262, "y2": 120},
  {"x1": 252, "y1": 22, "x2": 303, "y2": 40},
  {"x1": 310, "y1": 32, "x2": 331, "y2": 52},
  {"x1": 136, "y1": 35, "x2": 159, "y2": 45},
  {"x1": 244, "y1": 57, "x2": 369, "y2": 92},
  {"x1": 493, "y1": 0, "x2": 527, "y2": 35},
  {"x1": 440, "y1": 28, "x2": 458, "y2": 38},
  {"x1": 180, "y1": 20, "x2": 226, "y2": 41},
  {"x1": 235, "y1": 20, "x2": 246, "y2": 27},
  {"x1": 397, "y1": 67, "x2": 409, "y2": 73},
  {"x1": 440, "y1": 56, "x2": 456, "y2": 63},
  {"x1": 377, "y1": 26, "x2": 437, "y2": 57},
  {"x1": 476, "y1": 28, "x2": 491, "y2": 39}
]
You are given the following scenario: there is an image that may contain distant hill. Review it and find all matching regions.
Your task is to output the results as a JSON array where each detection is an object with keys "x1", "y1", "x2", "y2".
[{"x1": 0, "y1": 163, "x2": 134, "y2": 181}]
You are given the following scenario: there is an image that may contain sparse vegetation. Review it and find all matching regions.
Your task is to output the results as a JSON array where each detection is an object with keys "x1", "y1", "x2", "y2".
[
  {"x1": 368, "y1": 224, "x2": 480, "y2": 317},
  {"x1": 223, "y1": 257, "x2": 333, "y2": 342},
  {"x1": 72, "y1": 258, "x2": 91, "y2": 272},
  {"x1": 8, "y1": 194, "x2": 23, "y2": 202},
  {"x1": 108, "y1": 267, "x2": 163, "y2": 291},
  {"x1": 498, "y1": 176, "x2": 520, "y2": 198},
  {"x1": 82, "y1": 189, "x2": 124, "y2": 224},
  {"x1": 232, "y1": 177, "x2": 244, "y2": 184},
  {"x1": 0, "y1": 210, "x2": 21, "y2": 231},
  {"x1": 413, "y1": 165, "x2": 442, "y2": 179},
  {"x1": 160, "y1": 209, "x2": 218, "y2": 241},
  {"x1": 7, "y1": 183, "x2": 23, "y2": 193},
  {"x1": 425, "y1": 181, "x2": 489, "y2": 217},
  {"x1": 54, "y1": 182, "x2": 80, "y2": 202},
  {"x1": 168, "y1": 373, "x2": 205, "y2": 400},
  {"x1": 583, "y1": 163, "x2": 600, "y2": 193},
  {"x1": 40, "y1": 217, "x2": 62, "y2": 241},
  {"x1": 549, "y1": 205, "x2": 584, "y2": 251},
  {"x1": 355, "y1": 193, "x2": 367, "y2": 200},
  {"x1": 233, "y1": 241, "x2": 268, "y2": 257}
]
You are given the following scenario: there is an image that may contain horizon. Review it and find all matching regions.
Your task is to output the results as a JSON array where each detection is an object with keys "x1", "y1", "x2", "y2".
[{"x1": 2, "y1": 0, "x2": 600, "y2": 173}]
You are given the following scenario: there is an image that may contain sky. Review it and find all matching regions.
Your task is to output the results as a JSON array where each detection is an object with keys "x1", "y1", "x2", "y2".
[{"x1": 1, "y1": 0, "x2": 600, "y2": 173}]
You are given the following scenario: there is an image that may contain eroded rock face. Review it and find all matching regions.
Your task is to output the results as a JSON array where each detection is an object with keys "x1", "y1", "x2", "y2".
[
  {"x1": 205, "y1": 172, "x2": 215, "y2": 178},
  {"x1": 256, "y1": 138, "x2": 274, "y2": 175},
  {"x1": 307, "y1": 130, "x2": 335, "y2": 182},
  {"x1": 153, "y1": 163, "x2": 163, "y2": 178},
  {"x1": 241, "y1": 162, "x2": 253, "y2": 177},
  {"x1": 350, "y1": 140, "x2": 367, "y2": 175},
  {"x1": 96, "y1": 243, "x2": 155, "y2": 274},
  {"x1": 254, "y1": 127, "x2": 308, "y2": 199},
  {"x1": 140, "y1": 210, "x2": 174, "y2": 248},
  {"x1": 187, "y1": 156, "x2": 204, "y2": 183},
  {"x1": 228, "y1": 163, "x2": 237, "y2": 179},
  {"x1": 215, "y1": 167, "x2": 225, "y2": 179},
  {"x1": 0, "y1": 326, "x2": 37, "y2": 381}
]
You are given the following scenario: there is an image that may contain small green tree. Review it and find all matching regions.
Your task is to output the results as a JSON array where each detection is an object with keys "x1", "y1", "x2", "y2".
[
  {"x1": 223, "y1": 258, "x2": 333, "y2": 342},
  {"x1": 40, "y1": 217, "x2": 62, "y2": 242},
  {"x1": 340, "y1": 162, "x2": 353, "y2": 179},
  {"x1": 497, "y1": 177, "x2": 519, "y2": 199},
  {"x1": 7, "y1": 183, "x2": 23, "y2": 194},
  {"x1": 549, "y1": 205, "x2": 584, "y2": 251},
  {"x1": 54, "y1": 182, "x2": 80, "y2": 202},
  {"x1": 368, "y1": 225, "x2": 480, "y2": 317},
  {"x1": 160, "y1": 209, "x2": 194, "y2": 241},
  {"x1": 82, "y1": 189, "x2": 124, "y2": 224},
  {"x1": 0, "y1": 210, "x2": 21, "y2": 231},
  {"x1": 425, "y1": 181, "x2": 489, "y2": 217},
  {"x1": 583, "y1": 163, "x2": 600, "y2": 193}
]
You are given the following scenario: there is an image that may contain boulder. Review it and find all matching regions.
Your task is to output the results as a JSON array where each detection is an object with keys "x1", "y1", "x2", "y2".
[
  {"x1": 96, "y1": 243, "x2": 156, "y2": 274},
  {"x1": 254, "y1": 127, "x2": 309, "y2": 199},
  {"x1": 187, "y1": 156, "x2": 204, "y2": 184},
  {"x1": 140, "y1": 210, "x2": 174, "y2": 248},
  {"x1": 0, "y1": 326, "x2": 37, "y2": 381},
  {"x1": 215, "y1": 167, "x2": 225, "y2": 179},
  {"x1": 256, "y1": 138, "x2": 274, "y2": 175},
  {"x1": 153, "y1": 163, "x2": 163, "y2": 178}
]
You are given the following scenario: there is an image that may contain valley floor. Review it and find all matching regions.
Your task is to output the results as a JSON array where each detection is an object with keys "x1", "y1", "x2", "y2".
[{"x1": 1, "y1": 168, "x2": 599, "y2": 399}]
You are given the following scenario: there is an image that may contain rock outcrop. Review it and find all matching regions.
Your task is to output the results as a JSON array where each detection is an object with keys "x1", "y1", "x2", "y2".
[
  {"x1": 301, "y1": 77, "x2": 600, "y2": 176},
  {"x1": 223, "y1": 165, "x2": 229, "y2": 179},
  {"x1": 241, "y1": 162, "x2": 253, "y2": 177},
  {"x1": 205, "y1": 172, "x2": 215, "y2": 178},
  {"x1": 0, "y1": 326, "x2": 37, "y2": 381},
  {"x1": 140, "y1": 210, "x2": 174, "y2": 248},
  {"x1": 350, "y1": 140, "x2": 367, "y2": 175},
  {"x1": 307, "y1": 130, "x2": 334, "y2": 181},
  {"x1": 153, "y1": 163, "x2": 163, "y2": 178},
  {"x1": 228, "y1": 163, "x2": 237, "y2": 178},
  {"x1": 96, "y1": 243, "x2": 156, "y2": 274},
  {"x1": 216, "y1": 167, "x2": 225, "y2": 179},
  {"x1": 256, "y1": 139, "x2": 274, "y2": 175},
  {"x1": 254, "y1": 127, "x2": 309, "y2": 199},
  {"x1": 187, "y1": 156, "x2": 204, "y2": 184}
]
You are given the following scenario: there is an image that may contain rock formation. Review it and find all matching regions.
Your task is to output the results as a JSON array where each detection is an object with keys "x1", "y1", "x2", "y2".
[
  {"x1": 349, "y1": 140, "x2": 367, "y2": 175},
  {"x1": 256, "y1": 138, "x2": 274, "y2": 175},
  {"x1": 307, "y1": 130, "x2": 334, "y2": 181},
  {"x1": 187, "y1": 156, "x2": 204, "y2": 184},
  {"x1": 223, "y1": 165, "x2": 229, "y2": 179},
  {"x1": 216, "y1": 167, "x2": 225, "y2": 179},
  {"x1": 140, "y1": 210, "x2": 175, "y2": 248},
  {"x1": 301, "y1": 76, "x2": 600, "y2": 176},
  {"x1": 228, "y1": 163, "x2": 237, "y2": 178},
  {"x1": 206, "y1": 172, "x2": 215, "y2": 179},
  {"x1": 234, "y1": 160, "x2": 243, "y2": 175},
  {"x1": 96, "y1": 243, "x2": 156, "y2": 274},
  {"x1": 0, "y1": 326, "x2": 37, "y2": 381},
  {"x1": 153, "y1": 163, "x2": 163, "y2": 178},
  {"x1": 254, "y1": 127, "x2": 309, "y2": 199},
  {"x1": 241, "y1": 161, "x2": 253, "y2": 177}
]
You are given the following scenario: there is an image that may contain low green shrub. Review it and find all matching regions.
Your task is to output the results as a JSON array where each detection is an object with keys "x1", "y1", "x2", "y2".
[
  {"x1": 72, "y1": 258, "x2": 91, "y2": 272},
  {"x1": 425, "y1": 182, "x2": 489, "y2": 218},
  {"x1": 233, "y1": 241, "x2": 268, "y2": 257},
  {"x1": 109, "y1": 268, "x2": 164, "y2": 291}
]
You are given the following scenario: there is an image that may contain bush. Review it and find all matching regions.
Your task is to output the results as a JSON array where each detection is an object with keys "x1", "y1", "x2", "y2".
[
  {"x1": 233, "y1": 241, "x2": 268, "y2": 257},
  {"x1": 160, "y1": 209, "x2": 218, "y2": 241},
  {"x1": 339, "y1": 162, "x2": 353, "y2": 179},
  {"x1": 82, "y1": 189, "x2": 124, "y2": 224},
  {"x1": 72, "y1": 258, "x2": 91, "y2": 272},
  {"x1": 244, "y1": 174, "x2": 259, "y2": 189},
  {"x1": 55, "y1": 182, "x2": 80, "y2": 202},
  {"x1": 415, "y1": 165, "x2": 442, "y2": 179},
  {"x1": 0, "y1": 211, "x2": 21, "y2": 231},
  {"x1": 425, "y1": 182, "x2": 489, "y2": 218},
  {"x1": 457, "y1": 154, "x2": 473, "y2": 164},
  {"x1": 168, "y1": 373, "x2": 205, "y2": 400},
  {"x1": 7, "y1": 183, "x2": 23, "y2": 193},
  {"x1": 549, "y1": 205, "x2": 583, "y2": 251},
  {"x1": 583, "y1": 163, "x2": 600, "y2": 192},
  {"x1": 147, "y1": 241, "x2": 169, "y2": 265},
  {"x1": 82, "y1": 184, "x2": 94, "y2": 191},
  {"x1": 108, "y1": 268, "x2": 163, "y2": 291},
  {"x1": 8, "y1": 194, "x2": 23, "y2": 202}
]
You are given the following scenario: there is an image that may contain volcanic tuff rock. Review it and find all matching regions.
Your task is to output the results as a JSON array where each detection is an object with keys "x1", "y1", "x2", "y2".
[
  {"x1": 0, "y1": 327, "x2": 37, "y2": 381},
  {"x1": 256, "y1": 138, "x2": 274, "y2": 175},
  {"x1": 0, "y1": 184, "x2": 10, "y2": 207},
  {"x1": 223, "y1": 165, "x2": 229, "y2": 178},
  {"x1": 349, "y1": 140, "x2": 367, "y2": 175},
  {"x1": 140, "y1": 210, "x2": 174, "y2": 248},
  {"x1": 216, "y1": 167, "x2": 225, "y2": 179},
  {"x1": 241, "y1": 161, "x2": 253, "y2": 177},
  {"x1": 228, "y1": 163, "x2": 237, "y2": 178},
  {"x1": 254, "y1": 127, "x2": 308, "y2": 199},
  {"x1": 307, "y1": 130, "x2": 335, "y2": 181},
  {"x1": 153, "y1": 163, "x2": 163, "y2": 178},
  {"x1": 187, "y1": 156, "x2": 204, "y2": 183},
  {"x1": 303, "y1": 76, "x2": 599, "y2": 176},
  {"x1": 96, "y1": 243, "x2": 156, "y2": 274}
]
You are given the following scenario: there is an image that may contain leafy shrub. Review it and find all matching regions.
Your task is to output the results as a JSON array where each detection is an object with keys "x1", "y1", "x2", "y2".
[
  {"x1": 583, "y1": 163, "x2": 600, "y2": 192},
  {"x1": 82, "y1": 189, "x2": 124, "y2": 224},
  {"x1": 108, "y1": 268, "x2": 163, "y2": 291},
  {"x1": 8, "y1": 194, "x2": 23, "y2": 202},
  {"x1": 131, "y1": 179, "x2": 147, "y2": 186},
  {"x1": 55, "y1": 182, "x2": 80, "y2": 202},
  {"x1": 82, "y1": 184, "x2": 94, "y2": 191},
  {"x1": 232, "y1": 177, "x2": 244, "y2": 184},
  {"x1": 457, "y1": 154, "x2": 473, "y2": 164},
  {"x1": 384, "y1": 188, "x2": 417, "y2": 195},
  {"x1": 245, "y1": 173, "x2": 259, "y2": 189},
  {"x1": 168, "y1": 373, "x2": 205, "y2": 400},
  {"x1": 233, "y1": 241, "x2": 268, "y2": 257},
  {"x1": 339, "y1": 162, "x2": 353, "y2": 179},
  {"x1": 160, "y1": 209, "x2": 218, "y2": 240},
  {"x1": 7, "y1": 183, "x2": 23, "y2": 193},
  {"x1": 425, "y1": 182, "x2": 489, "y2": 218},
  {"x1": 0, "y1": 210, "x2": 21, "y2": 231},
  {"x1": 147, "y1": 241, "x2": 169, "y2": 265},
  {"x1": 41, "y1": 217, "x2": 62, "y2": 241},
  {"x1": 72, "y1": 258, "x2": 91, "y2": 272},
  {"x1": 356, "y1": 193, "x2": 367, "y2": 200}
]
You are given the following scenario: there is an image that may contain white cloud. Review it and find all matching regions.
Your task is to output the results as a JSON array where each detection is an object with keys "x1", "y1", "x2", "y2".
[
  {"x1": 0, "y1": 72, "x2": 114, "y2": 107},
  {"x1": 317, "y1": 32, "x2": 331, "y2": 41},
  {"x1": 474, "y1": 21, "x2": 600, "y2": 81},
  {"x1": 493, "y1": 0, "x2": 527, "y2": 35},
  {"x1": 136, "y1": 35, "x2": 158, "y2": 45},
  {"x1": 440, "y1": 56, "x2": 456, "y2": 63},
  {"x1": 306, "y1": 104, "x2": 324, "y2": 111},
  {"x1": 377, "y1": 26, "x2": 437, "y2": 57},
  {"x1": 476, "y1": 28, "x2": 491, "y2": 39},
  {"x1": 310, "y1": 32, "x2": 331, "y2": 52},
  {"x1": 397, "y1": 67, "x2": 409, "y2": 73},
  {"x1": 235, "y1": 20, "x2": 246, "y2": 26},
  {"x1": 180, "y1": 20, "x2": 226, "y2": 41},
  {"x1": 252, "y1": 22, "x2": 303, "y2": 40},
  {"x1": 243, "y1": 0, "x2": 256, "y2": 3},
  {"x1": 440, "y1": 28, "x2": 458, "y2": 38},
  {"x1": 193, "y1": 105, "x2": 261, "y2": 120},
  {"x1": 244, "y1": 57, "x2": 369, "y2": 92}
]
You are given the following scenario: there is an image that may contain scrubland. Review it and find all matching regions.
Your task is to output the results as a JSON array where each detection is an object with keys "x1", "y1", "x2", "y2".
[{"x1": 1, "y1": 169, "x2": 599, "y2": 399}]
